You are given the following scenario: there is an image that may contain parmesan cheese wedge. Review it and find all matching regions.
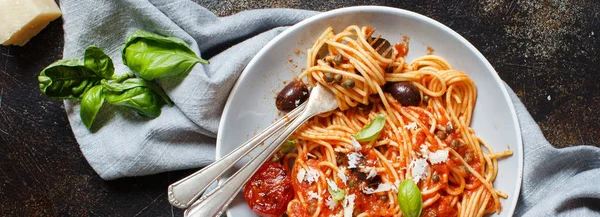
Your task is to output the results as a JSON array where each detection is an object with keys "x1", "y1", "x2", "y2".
[{"x1": 0, "y1": 0, "x2": 62, "y2": 46}]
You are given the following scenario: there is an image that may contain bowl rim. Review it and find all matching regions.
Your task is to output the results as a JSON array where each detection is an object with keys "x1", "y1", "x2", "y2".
[{"x1": 216, "y1": 5, "x2": 523, "y2": 217}]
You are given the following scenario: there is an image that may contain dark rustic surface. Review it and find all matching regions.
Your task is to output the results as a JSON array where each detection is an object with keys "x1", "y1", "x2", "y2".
[{"x1": 0, "y1": 0, "x2": 598, "y2": 216}]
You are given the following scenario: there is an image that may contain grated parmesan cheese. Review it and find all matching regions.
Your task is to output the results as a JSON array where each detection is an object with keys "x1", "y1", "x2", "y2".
[
  {"x1": 343, "y1": 194, "x2": 356, "y2": 217},
  {"x1": 327, "y1": 178, "x2": 340, "y2": 191},
  {"x1": 404, "y1": 122, "x2": 418, "y2": 130},
  {"x1": 429, "y1": 149, "x2": 449, "y2": 164},
  {"x1": 326, "y1": 196, "x2": 337, "y2": 210},
  {"x1": 308, "y1": 190, "x2": 319, "y2": 200},
  {"x1": 347, "y1": 152, "x2": 363, "y2": 169},
  {"x1": 361, "y1": 166, "x2": 378, "y2": 180},
  {"x1": 305, "y1": 167, "x2": 320, "y2": 184},
  {"x1": 338, "y1": 167, "x2": 348, "y2": 184},
  {"x1": 420, "y1": 144, "x2": 430, "y2": 158},
  {"x1": 350, "y1": 137, "x2": 362, "y2": 151},
  {"x1": 410, "y1": 158, "x2": 429, "y2": 183},
  {"x1": 362, "y1": 183, "x2": 395, "y2": 194},
  {"x1": 297, "y1": 168, "x2": 306, "y2": 183},
  {"x1": 297, "y1": 167, "x2": 320, "y2": 184}
]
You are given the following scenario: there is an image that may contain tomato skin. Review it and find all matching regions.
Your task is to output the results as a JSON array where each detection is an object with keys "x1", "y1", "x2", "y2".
[{"x1": 244, "y1": 162, "x2": 294, "y2": 217}]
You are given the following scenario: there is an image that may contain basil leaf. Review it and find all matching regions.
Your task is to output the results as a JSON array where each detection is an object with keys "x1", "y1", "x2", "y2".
[
  {"x1": 280, "y1": 139, "x2": 296, "y2": 153},
  {"x1": 38, "y1": 59, "x2": 101, "y2": 100},
  {"x1": 353, "y1": 114, "x2": 386, "y2": 142},
  {"x1": 122, "y1": 30, "x2": 209, "y2": 80},
  {"x1": 84, "y1": 46, "x2": 114, "y2": 79},
  {"x1": 80, "y1": 85, "x2": 105, "y2": 129},
  {"x1": 104, "y1": 86, "x2": 162, "y2": 118},
  {"x1": 113, "y1": 72, "x2": 136, "y2": 83},
  {"x1": 328, "y1": 185, "x2": 345, "y2": 201},
  {"x1": 101, "y1": 78, "x2": 173, "y2": 106},
  {"x1": 397, "y1": 179, "x2": 423, "y2": 217}
]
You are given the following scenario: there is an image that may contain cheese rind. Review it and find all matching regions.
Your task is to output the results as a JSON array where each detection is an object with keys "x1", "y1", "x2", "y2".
[{"x1": 0, "y1": 0, "x2": 62, "y2": 46}]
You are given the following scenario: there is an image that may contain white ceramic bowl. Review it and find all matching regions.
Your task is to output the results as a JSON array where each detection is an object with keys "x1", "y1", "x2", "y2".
[{"x1": 216, "y1": 6, "x2": 523, "y2": 217}]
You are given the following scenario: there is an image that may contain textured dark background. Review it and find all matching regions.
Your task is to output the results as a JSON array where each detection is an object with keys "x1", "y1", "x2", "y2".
[{"x1": 0, "y1": 0, "x2": 599, "y2": 216}]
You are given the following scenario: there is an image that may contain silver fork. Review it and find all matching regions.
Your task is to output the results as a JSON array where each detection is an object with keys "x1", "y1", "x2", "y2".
[
  {"x1": 168, "y1": 101, "x2": 306, "y2": 209},
  {"x1": 175, "y1": 84, "x2": 339, "y2": 217}
]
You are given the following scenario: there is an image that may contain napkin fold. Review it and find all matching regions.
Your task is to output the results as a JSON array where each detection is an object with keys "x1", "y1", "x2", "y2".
[{"x1": 59, "y1": 0, "x2": 600, "y2": 216}]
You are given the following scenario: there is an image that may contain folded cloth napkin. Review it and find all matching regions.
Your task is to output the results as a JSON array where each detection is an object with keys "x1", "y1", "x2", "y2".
[{"x1": 59, "y1": 0, "x2": 600, "y2": 216}]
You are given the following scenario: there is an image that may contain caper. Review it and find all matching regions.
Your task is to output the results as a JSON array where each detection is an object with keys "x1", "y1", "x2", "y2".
[
  {"x1": 450, "y1": 139, "x2": 461, "y2": 149},
  {"x1": 333, "y1": 74, "x2": 343, "y2": 83},
  {"x1": 423, "y1": 95, "x2": 431, "y2": 104},
  {"x1": 334, "y1": 54, "x2": 343, "y2": 65},
  {"x1": 341, "y1": 80, "x2": 355, "y2": 89},
  {"x1": 324, "y1": 72, "x2": 334, "y2": 83},
  {"x1": 432, "y1": 171, "x2": 440, "y2": 182},
  {"x1": 445, "y1": 123, "x2": 454, "y2": 133},
  {"x1": 435, "y1": 130, "x2": 447, "y2": 140},
  {"x1": 464, "y1": 151, "x2": 473, "y2": 162},
  {"x1": 348, "y1": 180, "x2": 356, "y2": 187},
  {"x1": 380, "y1": 195, "x2": 389, "y2": 201}
]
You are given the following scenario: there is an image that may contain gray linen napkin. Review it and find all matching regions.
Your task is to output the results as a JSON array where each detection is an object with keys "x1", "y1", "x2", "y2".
[{"x1": 59, "y1": 0, "x2": 600, "y2": 216}]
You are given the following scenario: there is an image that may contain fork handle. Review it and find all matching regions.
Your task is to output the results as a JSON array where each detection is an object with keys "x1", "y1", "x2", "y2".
[
  {"x1": 167, "y1": 103, "x2": 306, "y2": 209},
  {"x1": 184, "y1": 110, "x2": 315, "y2": 217}
]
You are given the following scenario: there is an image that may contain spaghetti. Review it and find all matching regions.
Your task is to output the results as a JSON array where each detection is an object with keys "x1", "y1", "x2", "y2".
[{"x1": 267, "y1": 25, "x2": 512, "y2": 217}]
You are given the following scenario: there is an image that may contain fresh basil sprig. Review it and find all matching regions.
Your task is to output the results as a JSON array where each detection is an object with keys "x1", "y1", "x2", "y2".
[
  {"x1": 122, "y1": 30, "x2": 209, "y2": 80},
  {"x1": 38, "y1": 29, "x2": 208, "y2": 131},
  {"x1": 397, "y1": 179, "x2": 423, "y2": 217},
  {"x1": 353, "y1": 114, "x2": 386, "y2": 142}
]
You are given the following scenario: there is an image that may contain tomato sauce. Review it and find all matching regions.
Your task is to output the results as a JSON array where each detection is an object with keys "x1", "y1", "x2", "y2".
[
  {"x1": 395, "y1": 43, "x2": 409, "y2": 57},
  {"x1": 422, "y1": 195, "x2": 457, "y2": 217}
]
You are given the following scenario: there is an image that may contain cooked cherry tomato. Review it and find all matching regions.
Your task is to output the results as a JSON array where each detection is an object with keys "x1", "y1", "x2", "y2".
[{"x1": 244, "y1": 161, "x2": 294, "y2": 217}]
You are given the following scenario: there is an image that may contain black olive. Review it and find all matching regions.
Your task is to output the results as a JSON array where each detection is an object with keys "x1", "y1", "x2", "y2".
[
  {"x1": 385, "y1": 66, "x2": 394, "y2": 74},
  {"x1": 275, "y1": 80, "x2": 309, "y2": 112},
  {"x1": 385, "y1": 81, "x2": 421, "y2": 106}
]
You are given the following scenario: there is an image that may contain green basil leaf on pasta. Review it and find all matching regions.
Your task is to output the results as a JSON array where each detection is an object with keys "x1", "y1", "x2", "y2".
[
  {"x1": 38, "y1": 59, "x2": 101, "y2": 100},
  {"x1": 122, "y1": 30, "x2": 209, "y2": 80},
  {"x1": 328, "y1": 185, "x2": 345, "y2": 201},
  {"x1": 353, "y1": 114, "x2": 386, "y2": 142},
  {"x1": 80, "y1": 85, "x2": 105, "y2": 129},
  {"x1": 397, "y1": 179, "x2": 423, "y2": 217},
  {"x1": 83, "y1": 46, "x2": 114, "y2": 79}
]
